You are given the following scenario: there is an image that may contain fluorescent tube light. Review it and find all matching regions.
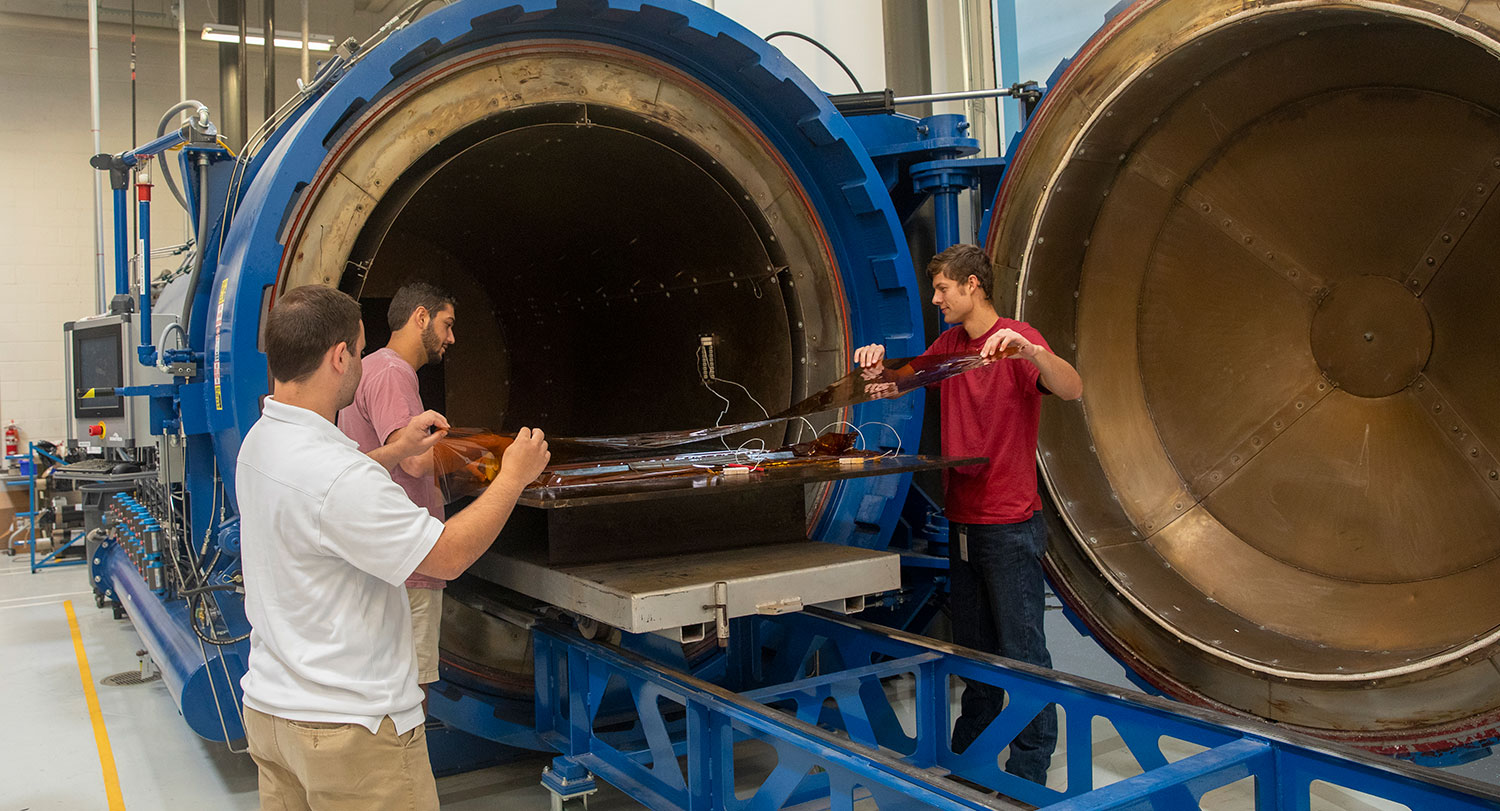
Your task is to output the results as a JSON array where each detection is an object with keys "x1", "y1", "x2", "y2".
[{"x1": 201, "y1": 23, "x2": 336, "y2": 52}]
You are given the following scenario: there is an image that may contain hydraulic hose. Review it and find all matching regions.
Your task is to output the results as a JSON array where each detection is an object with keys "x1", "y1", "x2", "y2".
[
  {"x1": 182, "y1": 153, "x2": 211, "y2": 333},
  {"x1": 155, "y1": 100, "x2": 206, "y2": 213}
]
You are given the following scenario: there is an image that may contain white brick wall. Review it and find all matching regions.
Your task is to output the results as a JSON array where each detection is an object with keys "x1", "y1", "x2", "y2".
[
  {"x1": 0, "y1": 1, "x2": 909, "y2": 446},
  {"x1": 0, "y1": 4, "x2": 380, "y2": 445}
]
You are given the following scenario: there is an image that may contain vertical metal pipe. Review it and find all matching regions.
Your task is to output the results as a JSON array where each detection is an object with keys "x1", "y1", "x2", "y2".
[
  {"x1": 178, "y1": 0, "x2": 190, "y2": 235},
  {"x1": 955, "y1": 0, "x2": 997, "y2": 151},
  {"x1": 958, "y1": 0, "x2": 997, "y2": 241},
  {"x1": 177, "y1": 3, "x2": 188, "y2": 110},
  {"x1": 300, "y1": 0, "x2": 310, "y2": 84},
  {"x1": 263, "y1": 0, "x2": 276, "y2": 123},
  {"x1": 89, "y1": 0, "x2": 105, "y2": 313},
  {"x1": 882, "y1": 0, "x2": 933, "y2": 119},
  {"x1": 217, "y1": 0, "x2": 244, "y2": 150},
  {"x1": 237, "y1": 0, "x2": 248, "y2": 146},
  {"x1": 991, "y1": 0, "x2": 1022, "y2": 143},
  {"x1": 130, "y1": 0, "x2": 138, "y2": 246},
  {"x1": 130, "y1": 0, "x2": 137, "y2": 149}
]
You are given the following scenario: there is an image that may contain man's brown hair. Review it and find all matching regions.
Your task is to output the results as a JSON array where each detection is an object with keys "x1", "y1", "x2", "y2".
[
  {"x1": 926, "y1": 244, "x2": 992, "y2": 300},
  {"x1": 387, "y1": 282, "x2": 455, "y2": 332},
  {"x1": 265, "y1": 285, "x2": 362, "y2": 384}
]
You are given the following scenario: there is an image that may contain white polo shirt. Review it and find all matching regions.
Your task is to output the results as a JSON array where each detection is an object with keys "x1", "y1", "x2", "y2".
[{"x1": 236, "y1": 396, "x2": 444, "y2": 734}]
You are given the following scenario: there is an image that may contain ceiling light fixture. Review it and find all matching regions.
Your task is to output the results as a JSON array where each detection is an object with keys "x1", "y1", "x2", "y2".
[{"x1": 201, "y1": 23, "x2": 336, "y2": 52}]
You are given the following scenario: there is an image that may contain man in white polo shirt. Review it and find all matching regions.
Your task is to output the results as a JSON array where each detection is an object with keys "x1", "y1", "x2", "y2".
[{"x1": 236, "y1": 284, "x2": 549, "y2": 810}]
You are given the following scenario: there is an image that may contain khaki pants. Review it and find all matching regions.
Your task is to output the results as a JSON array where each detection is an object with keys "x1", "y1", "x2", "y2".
[
  {"x1": 245, "y1": 706, "x2": 439, "y2": 811},
  {"x1": 408, "y1": 587, "x2": 443, "y2": 685}
]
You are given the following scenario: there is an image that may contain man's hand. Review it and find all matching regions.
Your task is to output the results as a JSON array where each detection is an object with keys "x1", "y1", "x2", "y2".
[
  {"x1": 980, "y1": 329, "x2": 1038, "y2": 361},
  {"x1": 419, "y1": 426, "x2": 551, "y2": 580},
  {"x1": 368, "y1": 411, "x2": 450, "y2": 473},
  {"x1": 495, "y1": 427, "x2": 550, "y2": 488},
  {"x1": 388, "y1": 410, "x2": 450, "y2": 460},
  {"x1": 854, "y1": 344, "x2": 887, "y2": 381},
  {"x1": 981, "y1": 328, "x2": 1085, "y2": 401},
  {"x1": 864, "y1": 381, "x2": 899, "y2": 400}
]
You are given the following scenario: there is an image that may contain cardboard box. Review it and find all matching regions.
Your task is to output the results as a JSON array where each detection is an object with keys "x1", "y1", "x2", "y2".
[{"x1": 1, "y1": 478, "x2": 40, "y2": 555}]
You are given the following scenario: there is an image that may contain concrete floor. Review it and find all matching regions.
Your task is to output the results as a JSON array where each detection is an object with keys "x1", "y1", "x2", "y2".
[{"x1": 2, "y1": 551, "x2": 1496, "y2": 810}]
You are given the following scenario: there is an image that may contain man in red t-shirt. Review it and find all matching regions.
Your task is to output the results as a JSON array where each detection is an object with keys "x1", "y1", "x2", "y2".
[
  {"x1": 856, "y1": 244, "x2": 1081, "y2": 788},
  {"x1": 338, "y1": 282, "x2": 457, "y2": 708}
]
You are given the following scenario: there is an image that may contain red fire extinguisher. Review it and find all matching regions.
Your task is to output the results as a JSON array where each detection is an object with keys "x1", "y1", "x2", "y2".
[{"x1": 4, "y1": 420, "x2": 18, "y2": 458}]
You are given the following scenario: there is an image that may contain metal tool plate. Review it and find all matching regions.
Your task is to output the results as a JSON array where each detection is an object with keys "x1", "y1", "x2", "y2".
[{"x1": 470, "y1": 541, "x2": 900, "y2": 637}]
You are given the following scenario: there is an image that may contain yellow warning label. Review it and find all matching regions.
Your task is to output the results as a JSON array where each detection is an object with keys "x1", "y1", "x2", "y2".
[
  {"x1": 82, "y1": 388, "x2": 96, "y2": 399},
  {"x1": 214, "y1": 278, "x2": 227, "y2": 411}
]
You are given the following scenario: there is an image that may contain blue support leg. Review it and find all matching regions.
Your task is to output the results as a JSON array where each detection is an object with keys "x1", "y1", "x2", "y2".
[
  {"x1": 933, "y1": 188, "x2": 961, "y2": 252},
  {"x1": 541, "y1": 755, "x2": 598, "y2": 811}
]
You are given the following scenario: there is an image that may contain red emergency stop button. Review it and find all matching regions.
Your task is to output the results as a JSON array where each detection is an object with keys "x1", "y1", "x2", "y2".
[{"x1": 88, "y1": 423, "x2": 105, "y2": 437}]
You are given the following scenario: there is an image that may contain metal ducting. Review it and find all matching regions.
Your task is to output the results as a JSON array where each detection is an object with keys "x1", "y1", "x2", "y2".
[{"x1": 994, "y1": 0, "x2": 1500, "y2": 755}]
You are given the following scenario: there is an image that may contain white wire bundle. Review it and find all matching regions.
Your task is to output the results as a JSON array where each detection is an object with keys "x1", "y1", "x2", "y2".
[{"x1": 694, "y1": 347, "x2": 906, "y2": 458}]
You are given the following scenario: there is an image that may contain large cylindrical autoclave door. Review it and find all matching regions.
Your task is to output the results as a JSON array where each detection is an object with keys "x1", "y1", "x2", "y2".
[
  {"x1": 990, "y1": 0, "x2": 1500, "y2": 754},
  {"x1": 257, "y1": 3, "x2": 925, "y2": 710},
  {"x1": 278, "y1": 48, "x2": 856, "y2": 697}
]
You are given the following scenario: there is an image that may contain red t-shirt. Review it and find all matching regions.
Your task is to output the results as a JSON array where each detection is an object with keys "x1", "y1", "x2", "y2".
[
  {"x1": 337, "y1": 347, "x2": 447, "y2": 590},
  {"x1": 922, "y1": 318, "x2": 1052, "y2": 524}
]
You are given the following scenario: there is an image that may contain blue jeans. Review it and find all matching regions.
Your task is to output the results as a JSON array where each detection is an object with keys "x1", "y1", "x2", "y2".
[{"x1": 948, "y1": 511, "x2": 1057, "y2": 785}]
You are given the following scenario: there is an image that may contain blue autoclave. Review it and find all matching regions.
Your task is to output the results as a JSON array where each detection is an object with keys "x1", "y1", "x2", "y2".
[
  {"x1": 87, "y1": 0, "x2": 989, "y2": 748},
  {"x1": 81, "y1": 0, "x2": 1500, "y2": 806}
]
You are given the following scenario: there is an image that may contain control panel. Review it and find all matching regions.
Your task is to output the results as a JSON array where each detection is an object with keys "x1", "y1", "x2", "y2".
[{"x1": 63, "y1": 312, "x2": 174, "y2": 451}]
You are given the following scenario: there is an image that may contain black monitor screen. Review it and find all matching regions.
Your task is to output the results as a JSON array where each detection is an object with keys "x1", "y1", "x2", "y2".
[{"x1": 73, "y1": 325, "x2": 124, "y2": 419}]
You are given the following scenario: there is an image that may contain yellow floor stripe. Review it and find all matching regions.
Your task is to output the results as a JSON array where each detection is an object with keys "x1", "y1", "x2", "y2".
[{"x1": 64, "y1": 600, "x2": 126, "y2": 811}]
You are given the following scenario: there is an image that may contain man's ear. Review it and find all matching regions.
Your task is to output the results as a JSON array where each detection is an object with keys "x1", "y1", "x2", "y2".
[
  {"x1": 330, "y1": 341, "x2": 350, "y2": 374},
  {"x1": 413, "y1": 305, "x2": 430, "y2": 330}
]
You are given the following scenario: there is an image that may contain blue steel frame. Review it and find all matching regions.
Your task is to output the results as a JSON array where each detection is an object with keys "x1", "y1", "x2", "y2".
[
  {"x1": 533, "y1": 609, "x2": 1500, "y2": 810},
  {"x1": 10, "y1": 443, "x2": 89, "y2": 572}
]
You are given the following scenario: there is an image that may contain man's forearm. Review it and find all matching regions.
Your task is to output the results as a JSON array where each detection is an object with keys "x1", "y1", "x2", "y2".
[
  {"x1": 863, "y1": 361, "x2": 915, "y2": 384},
  {"x1": 399, "y1": 448, "x2": 436, "y2": 478},
  {"x1": 374, "y1": 424, "x2": 431, "y2": 474},
  {"x1": 1030, "y1": 350, "x2": 1083, "y2": 401},
  {"x1": 366, "y1": 443, "x2": 405, "y2": 473},
  {"x1": 418, "y1": 475, "x2": 529, "y2": 578}
]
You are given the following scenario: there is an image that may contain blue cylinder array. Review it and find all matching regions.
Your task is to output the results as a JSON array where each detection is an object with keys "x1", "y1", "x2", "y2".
[
  {"x1": 97, "y1": 491, "x2": 249, "y2": 742},
  {"x1": 105, "y1": 494, "x2": 167, "y2": 596},
  {"x1": 106, "y1": 495, "x2": 160, "y2": 595}
]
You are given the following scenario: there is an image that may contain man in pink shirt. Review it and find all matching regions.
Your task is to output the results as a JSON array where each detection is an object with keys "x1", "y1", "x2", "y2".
[{"x1": 339, "y1": 282, "x2": 457, "y2": 706}]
